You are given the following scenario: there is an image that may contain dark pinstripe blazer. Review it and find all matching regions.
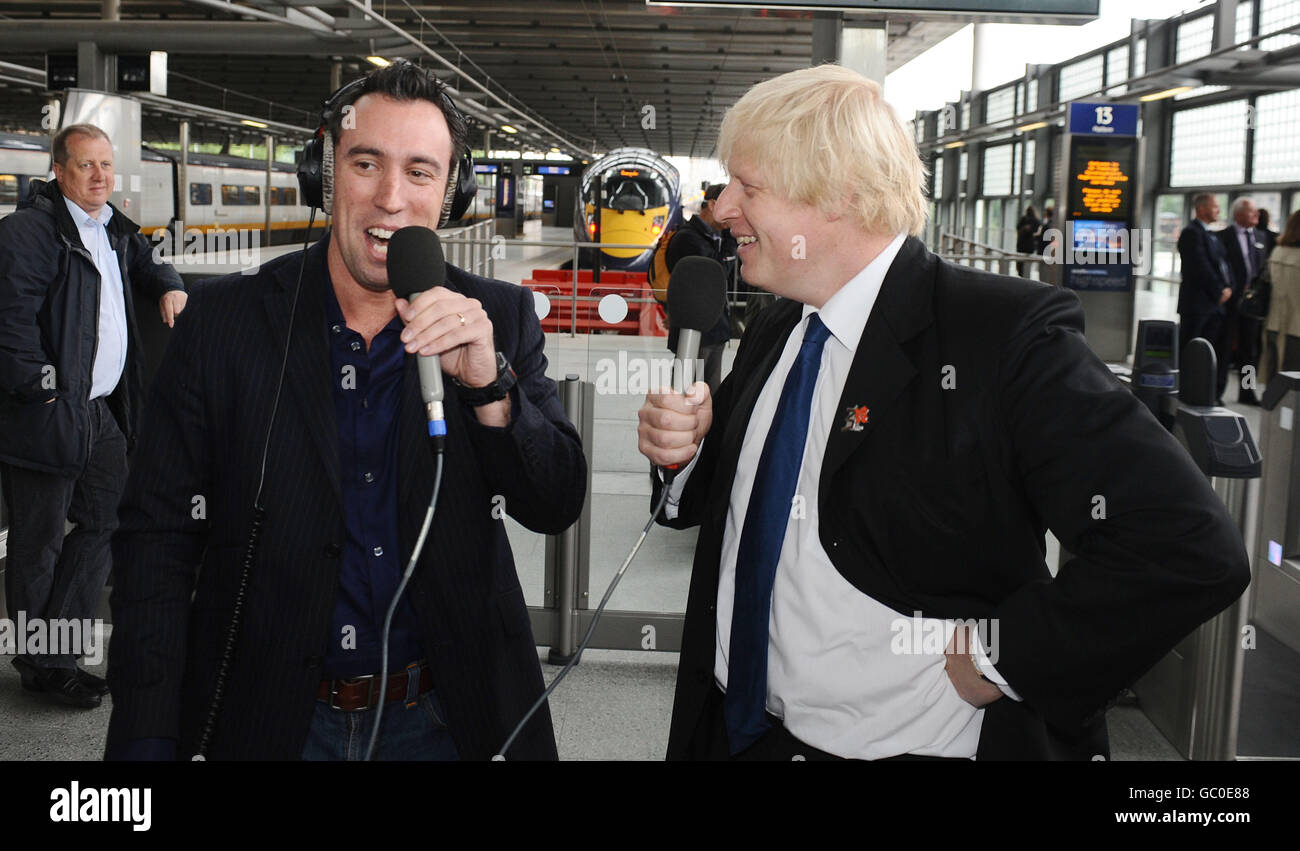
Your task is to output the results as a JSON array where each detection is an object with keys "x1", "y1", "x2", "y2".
[{"x1": 106, "y1": 236, "x2": 585, "y2": 760}]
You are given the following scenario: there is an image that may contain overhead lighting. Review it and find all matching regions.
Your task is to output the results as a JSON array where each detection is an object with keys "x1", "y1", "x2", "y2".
[
  {"x1": 501, "y1": 125, "x2": 519, "y2": 134},
  {"x1": 366, "y1": 56, "x2": 391, "y2": 67},
  {"x1": 1016, "y1": 120, "x2": 1049, "y2": 132},
  {"x1": 1140, "y1": 86, "x2": 1195, "y2": 102},
  {"x1": 550, "y1": 147, "x2": 561, "y2": 154},
  {"x1": 240, "y1": 119, "x2": 268, "y2": 129},
  {"x1": 943, "y1": 140, "x2": 965, "y2": 149}
]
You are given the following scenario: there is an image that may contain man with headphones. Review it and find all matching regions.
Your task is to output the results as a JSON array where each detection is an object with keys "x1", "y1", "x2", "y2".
[{"x1": 105, "y1": 61, "x2": 587, "y2": 760}]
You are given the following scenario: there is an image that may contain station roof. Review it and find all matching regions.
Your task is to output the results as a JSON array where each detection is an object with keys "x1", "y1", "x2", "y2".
[{"x1": 0, "y1": 0, "x2": 1003, "y2": 157}]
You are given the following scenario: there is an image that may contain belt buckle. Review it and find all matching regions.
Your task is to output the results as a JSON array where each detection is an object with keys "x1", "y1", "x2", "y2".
[{"x1": 329, "y1": 674, "x2": 376, "y2": 712}]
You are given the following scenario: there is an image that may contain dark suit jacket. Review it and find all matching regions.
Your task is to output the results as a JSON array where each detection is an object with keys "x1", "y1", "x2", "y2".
[
  {"x1": 656, "y1": 236, "x2": 1249, "y2": 760},
  {"x1": 1218, "y1": 225, "x2": 1265, "y2": 293},
  {"x1": 1178, "y1": 219, "x2": 1231, "y2": 317},
  {"x1": 106, "y1": 237, "x2": 586, "y2": 760}
]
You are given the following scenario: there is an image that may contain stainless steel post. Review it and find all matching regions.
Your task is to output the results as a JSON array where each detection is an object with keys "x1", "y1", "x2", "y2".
[
  {"x1": 547, "y1": 375, "x2": 583, "y2": 664},
  {"x1": 1187, "y1": 476, "x2": 1253, "y2": 760}
]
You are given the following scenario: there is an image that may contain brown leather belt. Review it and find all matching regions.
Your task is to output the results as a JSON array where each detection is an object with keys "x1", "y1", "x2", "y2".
[{"x1": 317, "y1": 662, "x2": 433, "y2": 712}]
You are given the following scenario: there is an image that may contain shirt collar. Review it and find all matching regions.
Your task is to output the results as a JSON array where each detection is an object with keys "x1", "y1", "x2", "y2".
[
  {"x1": 63, "y1": 195, "x2": 112, "y2": 228},
  {"x1": 802, "y1": 232, "x2": 907, "y2": 354}
]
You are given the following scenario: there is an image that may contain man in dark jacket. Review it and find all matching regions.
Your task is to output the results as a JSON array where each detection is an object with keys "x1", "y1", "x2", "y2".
[
  {"x1": 1177, "y1": 193, "x2": 1234, "y2": 403},
  {"x1": 0, "y1": 122, "x2": 185, "y2": 708},
  {"x1": 666, "y1": 183, "x2": 732, "y2": 394},
  {"x1": 105, "y1": 62, "x2": 585, "y2": 761}
]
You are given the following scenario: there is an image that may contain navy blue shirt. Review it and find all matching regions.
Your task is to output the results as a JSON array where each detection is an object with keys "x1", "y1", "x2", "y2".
[{"x1": 322, "y1": 283, "x2": 425, "y2": 679}]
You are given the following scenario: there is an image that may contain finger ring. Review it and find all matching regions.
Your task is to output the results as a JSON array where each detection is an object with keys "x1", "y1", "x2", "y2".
[{"x1": 457, "y1": 312, "x2": 466, "y2": 326}]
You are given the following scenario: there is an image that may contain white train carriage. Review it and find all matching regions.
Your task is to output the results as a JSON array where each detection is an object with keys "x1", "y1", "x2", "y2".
[{"x1": 0, "y1": 132, "x2": 320, "y2": 245}]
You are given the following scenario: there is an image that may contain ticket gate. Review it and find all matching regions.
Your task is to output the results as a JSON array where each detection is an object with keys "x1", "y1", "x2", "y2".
[{"x1": 1126, "y1": 330, "x2": 1261, "y2": 759}]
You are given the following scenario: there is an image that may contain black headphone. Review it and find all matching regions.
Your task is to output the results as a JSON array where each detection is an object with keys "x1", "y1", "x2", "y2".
[{"x1": 297, "y1": 65, "x2": 477, "y2": 228}]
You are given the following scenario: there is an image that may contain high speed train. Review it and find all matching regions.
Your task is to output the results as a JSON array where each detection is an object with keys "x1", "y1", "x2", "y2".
[
  {"x1": 0, "y1": 131, "x2": 322, "y2": 244},
  {"x1": 575, "y1": 147, "x2": 681, "y2": 272}
]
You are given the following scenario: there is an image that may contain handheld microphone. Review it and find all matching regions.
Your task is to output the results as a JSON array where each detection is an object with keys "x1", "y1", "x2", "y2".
[
  {"x1": 662, "y1": 255, "x2": 726, "y2": 482},
  {"x1": 388, "y1": 226, "x2": 448, "y2": 449}
]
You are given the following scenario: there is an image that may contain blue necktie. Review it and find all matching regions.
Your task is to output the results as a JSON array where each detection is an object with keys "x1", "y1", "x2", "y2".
[{"x1": 724, "y1": 313, "x2": 832, "y2": 754}]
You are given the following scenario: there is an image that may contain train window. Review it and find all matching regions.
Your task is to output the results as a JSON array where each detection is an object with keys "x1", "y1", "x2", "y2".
[
  {"x1": 0, "y1": 174, "x2": 17, "y2": 204},
  {"x1": 190, "y1": 183, "x2": 212, "y2": 206},
  {"x1": 271, "y1": 187, "x2": 297, "y2": 206},
  {"x1": 221, "y1": 184, "x2": 261, "y2": 205}
]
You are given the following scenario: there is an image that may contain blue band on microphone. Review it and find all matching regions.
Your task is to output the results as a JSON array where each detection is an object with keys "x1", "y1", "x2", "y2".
[{"x1": 428, "y1": 420, "x2": 447, "y2": 437}]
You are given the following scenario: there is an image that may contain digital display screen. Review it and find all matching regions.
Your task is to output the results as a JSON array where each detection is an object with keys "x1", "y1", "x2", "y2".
[
  {"x1": 1071, "y1": 219, "x2": 1129, "y2": 251},
  {"x1": 475, "y1": 164, "x2": 499, "y2": 174},
  {"x1": 1067, "y1": 137, "x2": 1136, "y2": 221},
  {"x1": 537, "y1": 166, "x2": 571, "y2": 175},
  {"x1": 618, "y1": 169, "x2": 641, "y2": 178},
  {"x1": 543, "y1": 199, "x2": 555, "y2": 210}
]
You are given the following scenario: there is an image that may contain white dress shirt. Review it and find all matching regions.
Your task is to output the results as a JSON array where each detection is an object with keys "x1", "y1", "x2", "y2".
[
  {"x1": 668, "y1": 233, "x2": 1005, "y2": 759},
  {"x1": 65, "y1": 196, "x2": 128, "y2": 400}
]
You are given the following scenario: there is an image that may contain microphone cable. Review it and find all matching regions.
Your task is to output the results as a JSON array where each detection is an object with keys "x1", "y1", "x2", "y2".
[
  {"x1": 493, "y1": 482, "x2": 673, "y2": 760},
  {"x1": 364, "y1": 448, "x2": 444, "y2": 761},
  {"x1": 194, "y1": 208, "x2": 317, "y2": 760}
]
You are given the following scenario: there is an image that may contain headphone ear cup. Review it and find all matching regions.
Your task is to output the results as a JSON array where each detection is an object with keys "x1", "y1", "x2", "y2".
[{"x1": 297, "y1": 135, "x2": 324, "y2": 211}]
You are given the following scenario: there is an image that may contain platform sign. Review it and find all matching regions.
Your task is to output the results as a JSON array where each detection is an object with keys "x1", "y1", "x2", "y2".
[
  {"x1": 1054, "y1": 101, "x2": 1144, "y2": 361},
  {"x1": 1068, "y1": 102, "x2": 1139, "y2": 136}
]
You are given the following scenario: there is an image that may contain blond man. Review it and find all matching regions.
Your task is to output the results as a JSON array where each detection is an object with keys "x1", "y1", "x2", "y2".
[{"x1": 637, "y1": 64, "x2": 1248, "y2": 761}]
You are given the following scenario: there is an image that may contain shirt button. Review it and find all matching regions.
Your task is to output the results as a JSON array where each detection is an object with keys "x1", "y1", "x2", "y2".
[
  {"x1": 362, "y1": 471, "x2": 375, "y2": 483},
  {"x1": 362, "y1": 397, "x2": 369, "y2": 409},
  {"x1": 331, "y1": 324, "x2": 342, "y2": 335},
  {"x1": 372, "y1": 546, "x2": 384, "y2": 557},
  {"x1": 350, "y1": 340, "x2": 362, "y2": 352}
]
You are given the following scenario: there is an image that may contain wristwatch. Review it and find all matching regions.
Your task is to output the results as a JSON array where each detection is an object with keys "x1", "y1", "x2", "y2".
[{"x1": 452, "y1": 352, "x2": 517, "y2": 406}]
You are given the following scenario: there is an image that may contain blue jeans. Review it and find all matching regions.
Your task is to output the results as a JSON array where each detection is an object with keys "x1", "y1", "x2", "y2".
[{"x1": 301, "y1": 674, "x2": 460, "y2": 761}]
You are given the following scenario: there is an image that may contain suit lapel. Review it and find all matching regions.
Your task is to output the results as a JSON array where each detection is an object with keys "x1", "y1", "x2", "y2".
[
  {"x1": 717, "y1": 301, "x2": 800, "y2": 475},
  {"x1": 821, "y1": 237, "x2": 934, "y2": 481},
  {"x1": 260, "y1": 239, "x2": 343, "y2": 510}
]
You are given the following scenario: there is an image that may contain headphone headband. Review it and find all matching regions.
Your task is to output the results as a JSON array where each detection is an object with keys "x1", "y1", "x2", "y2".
[{"x1": 297, "y1": 65, "x2": 476, "y2": 227}]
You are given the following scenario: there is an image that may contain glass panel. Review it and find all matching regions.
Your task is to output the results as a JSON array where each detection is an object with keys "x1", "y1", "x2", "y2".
[
  {"x1": 1169, "y1": 100, "x2": 1248, "y2": 186},
  {"x1": 1135, "y1": 38, "x2": 1147, "y2": 75},
  {"x1": 1252, "y1": 89, "x2": 1300, "y2": 183},
  {"x1": 985, "y1": 86, "x2": 1016, "y2": 124},
  {"x1": 1154, "y1": 194, "x2": 1186, "y2": 278},
  {"x1": 1176, "y1": 13, "x2": 1215, "y2": 63},
  {"x1": 1238, "y1": 0, "x2": 1257, "y2": 45},
  {"x1": 981, "y1": 144, "x2": 1014, "y2": 197},
  {"x1": 1106, "y1": 45, "x2": 1130, "y2": 95},
  {"x1": 1024, "y1": 138, "x2": 1037, "y2": 178},
  {"x1": 1260, "y1": 0, "x2": 1300, "y2": 50},
  {"x1": 1058, "y1": 54, "x2": 1104, "y2": 103},
  {"x1": 1027, "y1": 78, "x2": 1039, "y2": 112},
  {"x1": 933, "y1": 156, "x2": 944, "y2": 200},
  {"x1": 961, "y1": 101, "x2": 971, "y2": 131}
]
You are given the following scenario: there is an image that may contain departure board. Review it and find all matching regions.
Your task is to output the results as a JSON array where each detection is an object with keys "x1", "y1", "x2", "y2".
[{"x1": 1067, "y1": 137, "x2": 1137, "y2": 222}]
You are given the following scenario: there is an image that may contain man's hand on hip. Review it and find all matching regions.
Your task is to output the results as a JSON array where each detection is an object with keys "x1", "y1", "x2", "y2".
[
  {"x1": 638, "y1": 381, "x2": 712, "y2": 468},
  {"x1": 159, "y1": 290, "x2": 188, "y2": 327},
  {"x1": 944, "y1": 623, "x2": 1005, "y2": 708}
]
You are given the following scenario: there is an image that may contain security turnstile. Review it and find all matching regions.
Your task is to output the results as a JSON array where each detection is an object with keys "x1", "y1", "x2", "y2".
[{"x1": 1131, "y1": 401, "x2": 1260, "y2": 760}]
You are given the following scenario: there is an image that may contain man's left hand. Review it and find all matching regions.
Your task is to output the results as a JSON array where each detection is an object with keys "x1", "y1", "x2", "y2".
[
  {"x1": 944, "y1": 623, "x2": 1005, "y2": 708},
  {"x1": 395, "y1": 287, "x2": 508, "y2": 426},
  {"x1": 159, "y1": 290, "x2": 188, "y2": 327},
  {"x1": 395, "y1": 287, "x2": 496, "y2": 384}
]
